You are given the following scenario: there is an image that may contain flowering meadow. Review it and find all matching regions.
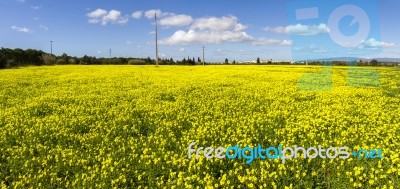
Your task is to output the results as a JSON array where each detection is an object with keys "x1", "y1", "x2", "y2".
[{"x1": 0, "y1": 65, "x2": 399, "y2": 188}]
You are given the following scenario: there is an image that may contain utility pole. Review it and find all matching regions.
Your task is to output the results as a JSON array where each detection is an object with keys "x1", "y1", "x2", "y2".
[
  {"x1": 109, "y1": 48, "x2": 112, "y2": 58},
  {"x1": 202, "y1": 46, "x2": 205, "y2": 66},
  {"x1": 50, "y1": 41, "x2": 53, "y2": 55},
  {"x1": 305, "y1": 53, "x2": 309, "y2": 65},
  {"x1": 306, "y1": 56, "x2": 308, "y2": 65},
  {"x1": 155, "y1": 13, "x2": 159, "y2": 66}
]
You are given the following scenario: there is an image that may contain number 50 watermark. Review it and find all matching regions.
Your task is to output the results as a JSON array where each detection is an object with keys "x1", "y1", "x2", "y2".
[{"x1": 288, "y1": 0, "x2": 382, "y2": 91}]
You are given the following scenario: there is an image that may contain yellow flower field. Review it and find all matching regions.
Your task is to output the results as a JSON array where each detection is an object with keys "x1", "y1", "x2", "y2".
[{"x1": 0, "y1": 65, "x2": 399, "y2": 188}]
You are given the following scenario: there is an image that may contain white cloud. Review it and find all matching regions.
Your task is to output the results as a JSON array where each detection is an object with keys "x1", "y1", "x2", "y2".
[
  {"x1": 144, "y1": 9, "x2": 172, "y2": 19},
  {"x1": 10, "y1": 25, "x2": 31, "y2": 33},
  {"x1": 159, "y1": 14, "x2": 193, "y2": 27},
  {"x1": 39, "y1": 25, "x2": 48, "y2": 31},
  {"x1": 358, "y1": 38, "x2": 395, "y2": 49},
  {"x1": 131, "y1": 11, "x2": 143, "y2": 19},
  {"x1": 144, "y1": 9, "x2": 161, "y2": 19},
  {"x1": 31, "y1": 5, "x2": 42, "y2": 10},
  {"x1": 33, "y1": 17, "x2": 39, "y2": 20},
  {"x1": 265, "y1": 23, "x2": 330, "y2": 36},
  {"x1": 160, "y1": 29, "x2": 253, "y2": 45},
  {"x1": 160, "y1": 15, "x2": 253, "y2": 45},
  {"x1": 190, "y1": 16, "x2": 247, "y2": 31},
  {"x1": 157, "y1": 14, "x2": 293, "y2": 46},
  {"x1": 103, "y1": 10, "x2": 128, "y2": 24},
  {"x1": 87, "y1": 8, "x2": 107, "y2": 18},
  {"x1": 87, "y1": 9, "x2": 128, "y2": 25},
  {"x1": 178, "y1": 47, "x2": 185, "y2": 52},
  {"x1": 143, "y1": 9, "x2": 192, "y2": 26},
  {"x1": 16, "y1": 0, "x2": 25, "y2": 3},
  {"x1": 126, "y1": 40, "x2": 132, "y2": 44},
  {"x1": 253, "y1": 38, "x2": 292, "y2": 46}
]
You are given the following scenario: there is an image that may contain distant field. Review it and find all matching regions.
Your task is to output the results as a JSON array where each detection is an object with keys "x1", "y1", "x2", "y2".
[{"x1": 0, "y1": 65, "x2": 399, "y2": 188}]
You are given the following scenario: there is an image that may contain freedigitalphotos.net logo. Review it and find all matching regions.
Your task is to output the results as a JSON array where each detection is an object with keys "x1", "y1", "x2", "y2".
[
  {"x1": 288, "y1": 0, "x2": 382, "y2": 91},
  {"x1": 188, "y1": 142, "x2": 383, "y2": 164}
]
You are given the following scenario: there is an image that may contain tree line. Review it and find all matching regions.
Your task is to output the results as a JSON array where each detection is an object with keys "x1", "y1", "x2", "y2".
[
  {"x1": 1, "y1": 48, "x2": 398, "y2": 69},
  {"x1": 0, "y1": 48, "x2": 207, "y2": 69}
]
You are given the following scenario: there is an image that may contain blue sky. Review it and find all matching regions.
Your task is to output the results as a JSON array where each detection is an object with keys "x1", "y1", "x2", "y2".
[{"x1": 1, "y1": 0, "x2": 399, "y2": 62}]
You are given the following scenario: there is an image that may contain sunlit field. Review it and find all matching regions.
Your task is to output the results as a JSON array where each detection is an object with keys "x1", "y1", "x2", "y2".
[{"x1": 0, "y1": 65, "x2": 399, "y2": 188}]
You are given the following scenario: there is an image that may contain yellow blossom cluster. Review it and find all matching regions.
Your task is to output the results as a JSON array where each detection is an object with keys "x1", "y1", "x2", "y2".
[{"x1": 0, "y1": 65, "x2": 399, "y2": 188}]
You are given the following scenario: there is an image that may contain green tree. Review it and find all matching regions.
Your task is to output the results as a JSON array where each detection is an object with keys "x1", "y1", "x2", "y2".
[
  {"x1": 0, "y1": 50, "x2": 5, "y2": 68},
  {"x1": 145, "y1": 57, "x2": 152, "y2": 64},
  {"x1": 370, "y1": 59, "x2": 379, "y2": 66},
  {"x1": 60, "y1": 53, "x2": 69, "y2": 63},
  {"x1": 224, "y1": 58, "x2": 229, "y2": 64},
  {"x1": 257, "y1": 57, "x2": 261, "y2": 64}
]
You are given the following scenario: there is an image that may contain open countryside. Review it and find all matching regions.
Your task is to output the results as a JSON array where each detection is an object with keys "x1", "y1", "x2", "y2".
[{"x1": 0, "y1": 65, "x2": 399, "y2": 188}]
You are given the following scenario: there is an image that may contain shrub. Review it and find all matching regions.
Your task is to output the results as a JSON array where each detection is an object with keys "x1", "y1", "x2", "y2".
[
  {"x1": 128, "y1": 59, "x2": 147, "y2": 65},
  {"x1": 41, "y1": 54, "x2": 56, "y2": 65},
  {"x1": 56, "y1": 58, "x2": 67, "y2": 65}
]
